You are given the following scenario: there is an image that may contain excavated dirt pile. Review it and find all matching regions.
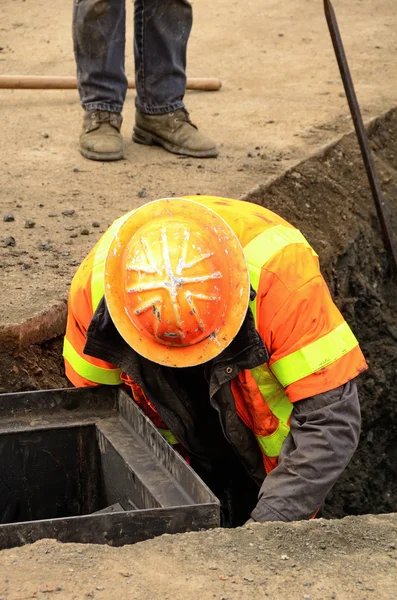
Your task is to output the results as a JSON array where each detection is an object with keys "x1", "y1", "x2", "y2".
[
  {"x1": 1, "y1": 109, "x2": 397, "y2": 522},
  {"x1": 0, "y1": 514, "x2": 397, "y2": 600}
]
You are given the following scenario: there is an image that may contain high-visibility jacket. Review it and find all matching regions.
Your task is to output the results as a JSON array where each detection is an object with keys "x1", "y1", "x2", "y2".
[{"x1": 64, "y1": 196, "x2": 367, "y2": 473}]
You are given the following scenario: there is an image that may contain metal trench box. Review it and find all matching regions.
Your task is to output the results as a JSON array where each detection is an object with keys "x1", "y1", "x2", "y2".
[{"x1": 0, "y1": 386, "x2": 220, "y2": 549}]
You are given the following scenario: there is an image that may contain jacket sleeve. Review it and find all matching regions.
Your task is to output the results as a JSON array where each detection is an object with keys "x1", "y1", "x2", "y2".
[
  {"x1": 250, "y1": 380, "x2": 361, "y2": 522},
  {"x1": 64, "y1": 274, "x2": 122, "y2": 387}
]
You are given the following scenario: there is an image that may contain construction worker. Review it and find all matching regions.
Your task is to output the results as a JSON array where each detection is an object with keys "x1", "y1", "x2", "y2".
[
  {"x1": 64, "y1": 197, "x2": 367, "y2": 525},
  {"x1": 73, "y1": 0, "x2": 217, "y2": 161}
]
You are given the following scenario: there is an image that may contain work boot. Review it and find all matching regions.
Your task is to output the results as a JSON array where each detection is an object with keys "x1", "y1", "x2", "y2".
[
  {"x1": 79, "y1": 110, "x2": 124, "y2": 161},
  {"x1": 133, "y1": 109, "x2": 218, "y2": 158}
]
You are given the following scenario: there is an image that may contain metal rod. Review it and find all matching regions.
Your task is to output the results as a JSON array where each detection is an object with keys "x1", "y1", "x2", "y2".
[
  {"x1": 0, "y1": 75, "x2": 222, "y2": 92},
  {"x1": 324, "y1": 0, "x2": 397, "y2": 271}
]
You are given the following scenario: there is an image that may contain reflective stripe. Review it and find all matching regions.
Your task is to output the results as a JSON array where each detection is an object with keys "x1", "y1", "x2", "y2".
[
  {"x1": 157, "y1": 428, "x2": 179, "y2": 445},
  {"x1": 91, "y1": 211, "x2": 135, "y2": 311},
  {"x1": 245, "y1": 230, "x2": 298, "y2": 458},
  {"x1": 244, "y1": 226, "x2": 359, "y2": 461},
  {"x1": 257, "y1": 421, "x2": 291, "y2": 458},
  {"x1": 250, "y1": 362, "x2": 293, "y2": 457},
  {"x1": 251, "y1": 363, "x2": 293, "y2": 422},
  {"x1": 270, "y1": 321, "x2": 359, "y2": 387},
  {"x1": 247, "y1": 264, "x2": 261, "y2": 323},
  {"x1": 63, "y1": 338, "x2": 122, "y2": 385},
  {"x1": 244, "y1": 228, "x2": 307, "y2": 458},
  {"x1": 244, "y1": 225, "x2": 317, "y2": 321}
]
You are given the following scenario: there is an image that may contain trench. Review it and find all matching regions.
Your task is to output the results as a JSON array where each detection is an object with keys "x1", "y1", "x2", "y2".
[{"x1": 1, "y1": 108, "x2": 397, "y2": 521}]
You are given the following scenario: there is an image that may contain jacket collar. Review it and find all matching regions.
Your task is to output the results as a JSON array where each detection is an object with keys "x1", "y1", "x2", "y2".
[{"x1": 84, "y1": 297, "x2": 269, "y2": 395}]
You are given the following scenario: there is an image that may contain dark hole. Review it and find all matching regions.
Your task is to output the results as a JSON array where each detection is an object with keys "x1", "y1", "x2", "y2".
[{"x1": 0, "y1": 426, "x2": 105, "y2": 524}]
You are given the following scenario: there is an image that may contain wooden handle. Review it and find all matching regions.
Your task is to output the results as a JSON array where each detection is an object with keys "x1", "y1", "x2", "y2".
[{"x1": 0, "y1": 75, "x2": 222, "y2": 91}]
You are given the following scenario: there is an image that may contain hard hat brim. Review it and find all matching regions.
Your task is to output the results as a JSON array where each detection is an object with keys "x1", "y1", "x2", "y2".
[{"x1": 104, "y1": 198, "x2": 250, "y2": 368}]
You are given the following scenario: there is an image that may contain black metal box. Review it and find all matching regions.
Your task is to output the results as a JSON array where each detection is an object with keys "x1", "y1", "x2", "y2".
[{"x1": 0, "y1": 386, "x2": 220, "y2": 549}]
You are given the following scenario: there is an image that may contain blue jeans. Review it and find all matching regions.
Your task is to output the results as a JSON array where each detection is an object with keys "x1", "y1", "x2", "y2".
[{"x1": 73, "y1": 0, "x2": 193, "y2": 115}]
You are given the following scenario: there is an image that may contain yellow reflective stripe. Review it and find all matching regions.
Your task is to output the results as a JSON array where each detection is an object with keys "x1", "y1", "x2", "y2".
[
  {"x1": 250, "y1": 363, "x2": 293, "y2": 457},
  {"x1": 256, "y1": 421, "x2": 291, "y2": 458},
  {"x1": 247, "y1": 265, "x2": 261, "y2": 324},
  {"x1": 251, "y1": 363, "x2": 293, "y2": 423},
  {"x1": 63, "y1": 337, "x2": 122, "y2": 385},
  {"x1": 157, "y1": 428, "x2": 179, "y2": 445},
  {"x1": 242, "y1": 225, "x2": 317, "y2": 458},
  {"x1": 244, "y1": 225, "x2": 317, "y2": 321},
  {"x1": 91, "y1": 211, "x2": 135, "y2": 311},
  {"x1": 271, "y1": 321, "x2": 359, "y2": 387}
]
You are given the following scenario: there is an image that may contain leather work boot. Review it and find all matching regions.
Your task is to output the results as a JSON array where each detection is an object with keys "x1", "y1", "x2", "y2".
[
  {"x1": 79, "y1": 111, "x2": 124, "y2": 161},
  {"x1": 133, "y1": 109, "x2": 218, "y2": 158}
]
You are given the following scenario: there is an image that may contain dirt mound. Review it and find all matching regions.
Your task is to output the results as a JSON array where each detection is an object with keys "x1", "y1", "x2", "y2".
[{"x1": 0, "y1": 514, "x2": 396, "y2": 599}]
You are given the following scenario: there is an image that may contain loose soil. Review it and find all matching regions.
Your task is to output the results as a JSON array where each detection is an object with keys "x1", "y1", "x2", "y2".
[{"x1": 0, "y1": 515, "x2": 397, "y2": 600}]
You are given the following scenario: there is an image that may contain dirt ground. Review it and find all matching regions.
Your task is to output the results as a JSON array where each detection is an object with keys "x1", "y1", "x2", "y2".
[
  {"x1": 0, "y1": 515, "x2": 397, "y2": 600},
  {"x1": 1, "y1": 0, "x2": 397, "y2": 332},
  {"x1": 1, "y1": 1, "x2": 397, "y2": 597}
]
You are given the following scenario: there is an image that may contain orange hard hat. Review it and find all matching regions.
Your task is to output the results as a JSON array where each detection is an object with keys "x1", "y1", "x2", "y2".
[{"x1": 104, "y1": 198, "x2": 250, "y2": 367}]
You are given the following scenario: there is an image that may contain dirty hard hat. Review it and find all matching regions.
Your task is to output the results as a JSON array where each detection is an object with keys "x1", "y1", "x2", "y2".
[{"x1": 104, "y1": 198, "x2": 250, "y2": 367}]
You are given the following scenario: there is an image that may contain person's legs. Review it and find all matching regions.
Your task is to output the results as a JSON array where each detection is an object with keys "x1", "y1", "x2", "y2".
[
  {"x1": 132, "y1": 0, "x2": 218, "y2": 158},
  {"x1": 73, "y1": 0, "x2": 127, "y2": 111},
  {"x1": 134, "y1": 0, "x2": 192, "y2": 115},
  {"x1": 73, "y1": 0, "x2": 127, "y2": 160}
]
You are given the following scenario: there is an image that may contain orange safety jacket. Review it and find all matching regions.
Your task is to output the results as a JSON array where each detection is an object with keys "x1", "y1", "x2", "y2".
[{"x1": 64, "y1": 196, "x2": 367, "y2": 474}]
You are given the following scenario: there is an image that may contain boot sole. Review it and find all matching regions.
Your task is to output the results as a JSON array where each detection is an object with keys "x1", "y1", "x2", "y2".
[
  {"x1": 79, "y1": 148, "x2": 124, "y2": 162},
  {"x1": 132, "y1": 126, "x2": 219, "y2": 158}
]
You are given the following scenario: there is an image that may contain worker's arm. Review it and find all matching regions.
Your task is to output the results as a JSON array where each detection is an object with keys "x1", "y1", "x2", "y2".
[{"x1": 250, "y1": 380, "x2": 361, "y2": 522}]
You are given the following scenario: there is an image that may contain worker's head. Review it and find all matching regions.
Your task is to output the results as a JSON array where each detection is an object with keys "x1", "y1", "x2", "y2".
[{"x1": 104, "y1": 198, "x2": 250, "y2": 367}]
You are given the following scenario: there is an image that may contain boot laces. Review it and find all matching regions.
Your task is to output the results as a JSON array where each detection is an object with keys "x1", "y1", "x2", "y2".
[
  {"x1": 91, "y1": 110, "x2": 112, "y2": 124},
  {"x1": 90, "y1": 111, "x2": 121, "y2": 130},
  {"x1": 173, "y1": 109, "x2": 197, "y2": 130}
]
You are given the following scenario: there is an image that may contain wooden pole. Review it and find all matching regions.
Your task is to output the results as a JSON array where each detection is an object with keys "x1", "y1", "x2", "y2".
[{"x1": 0, "y1": 75, "x2": 222, "y2": 91}]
